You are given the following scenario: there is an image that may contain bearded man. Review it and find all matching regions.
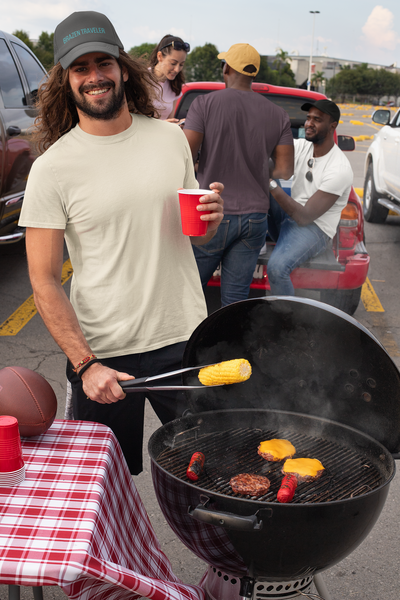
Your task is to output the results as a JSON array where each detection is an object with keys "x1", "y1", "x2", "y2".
[
  {"x1": 267, "y1": 99, "x2": 353, "y2": 296},
  {"x1": 19, "y1": 11, "x2": 223, "y2": 474}
]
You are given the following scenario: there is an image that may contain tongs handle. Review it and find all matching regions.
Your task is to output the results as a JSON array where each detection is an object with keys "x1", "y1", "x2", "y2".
[{"x1": 119, "y1": 363, "x2": 216, "y2": 391}]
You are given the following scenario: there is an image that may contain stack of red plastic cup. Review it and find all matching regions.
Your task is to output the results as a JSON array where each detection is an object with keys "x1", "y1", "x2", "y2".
[{"x1": 0, "y1": 416, "x2": 25, "y2": 486}]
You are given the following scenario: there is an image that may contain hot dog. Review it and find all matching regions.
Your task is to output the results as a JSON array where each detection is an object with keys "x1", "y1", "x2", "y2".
[
  {"x1": 277, "y1": 473, "x2": 298, "y2": 503},
  {"x1": 186, "y1": 452, "x2": 205, "y2": 481}
]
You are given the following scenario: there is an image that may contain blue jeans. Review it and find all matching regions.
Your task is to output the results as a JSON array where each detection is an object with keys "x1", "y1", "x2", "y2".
[
  {"x1": 193, "y1": 213, "x2": 268, "y2": 306},
  {"x1": 267, "y1": 196, "x2": 330, "y2": 296}
]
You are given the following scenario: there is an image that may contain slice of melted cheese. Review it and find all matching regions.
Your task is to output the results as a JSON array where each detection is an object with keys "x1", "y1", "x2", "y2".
[
  {"x1": 282, "y1": 458, "x2": 324, "y2": 477},
  {"x1": 258, "y1": 439, "x2": 296, "y2": 460}
]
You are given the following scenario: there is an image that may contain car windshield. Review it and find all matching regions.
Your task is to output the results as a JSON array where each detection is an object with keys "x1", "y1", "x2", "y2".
[{"x1": 260, "y1": 94, "x2": 311, "y2": 129}]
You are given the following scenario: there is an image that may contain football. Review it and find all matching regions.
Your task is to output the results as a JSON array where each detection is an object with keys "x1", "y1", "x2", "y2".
[{"x1": 0, "y1": 366, "x2": 57, "y2": 437}]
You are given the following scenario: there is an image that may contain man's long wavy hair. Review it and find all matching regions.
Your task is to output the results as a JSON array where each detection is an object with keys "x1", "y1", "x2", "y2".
[{"x1": 33, "y1": 50, "x2": 159, "y2": 153}]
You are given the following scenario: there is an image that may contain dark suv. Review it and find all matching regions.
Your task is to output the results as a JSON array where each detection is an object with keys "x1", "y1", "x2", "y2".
[
  {"x1": 175, "y1": 82, "x2": 369, "y2": 315},
  {"x1": 0, "y1": 31, "x2": 47, "y2": 244}
]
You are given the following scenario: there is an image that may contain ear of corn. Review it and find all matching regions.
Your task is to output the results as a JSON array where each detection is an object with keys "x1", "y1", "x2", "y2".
[{"x1": 198, "y1": 359, "x2": 252, "y2": 386}]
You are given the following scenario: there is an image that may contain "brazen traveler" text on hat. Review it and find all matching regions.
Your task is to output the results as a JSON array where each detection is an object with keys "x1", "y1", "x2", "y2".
[{"x1": 54, "y1": 11, "x2": 124, "y2": 69}]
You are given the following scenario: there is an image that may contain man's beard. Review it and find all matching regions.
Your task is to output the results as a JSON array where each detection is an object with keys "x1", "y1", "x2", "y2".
[
  {"x1": 305, "y1": 126, "x2": 329, "y2": 145},
  {"x1": 72, "y1": 74, "x2": 125, "y2": 121}
]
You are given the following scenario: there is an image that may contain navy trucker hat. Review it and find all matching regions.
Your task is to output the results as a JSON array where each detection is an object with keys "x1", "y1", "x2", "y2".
[{"x1": 54, "y1": 11, "x2": 124, "y2": 69}]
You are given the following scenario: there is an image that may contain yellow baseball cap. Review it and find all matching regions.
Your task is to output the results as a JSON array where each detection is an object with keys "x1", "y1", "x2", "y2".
[{"x1": 218, "y1": 43, "x2": 260, "y2": 76}]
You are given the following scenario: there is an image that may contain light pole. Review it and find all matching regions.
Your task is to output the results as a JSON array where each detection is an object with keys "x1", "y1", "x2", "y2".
[{"x1": 307, "y1": 10, "x2": 320, "y2": 91}]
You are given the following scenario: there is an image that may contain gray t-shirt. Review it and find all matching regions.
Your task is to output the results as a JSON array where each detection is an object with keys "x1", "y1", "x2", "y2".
[{"x1": 184, "y1": 87, "x2": 293, "y2": 214}]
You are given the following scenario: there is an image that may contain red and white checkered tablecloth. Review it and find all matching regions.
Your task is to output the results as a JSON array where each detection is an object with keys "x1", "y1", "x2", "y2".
[{"x1": 0, "y1": 419, "x2": 206, "y2": 600}]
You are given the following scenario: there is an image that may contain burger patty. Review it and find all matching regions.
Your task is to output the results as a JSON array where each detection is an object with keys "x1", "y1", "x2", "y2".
[
  {"x1": 282, "y1": 468, "x2": 325, "y2": 484},
  {"x1": 258, "y1": 450, "x2": 294, "y2": 462},
  {"x1": 230, "y1": 473, "x2": 271, "y2": 497}
]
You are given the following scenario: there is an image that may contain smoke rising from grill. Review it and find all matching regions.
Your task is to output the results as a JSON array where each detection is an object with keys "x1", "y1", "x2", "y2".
[{"x1": 182, "y1": 298, "x2": 400, "y2": 453}]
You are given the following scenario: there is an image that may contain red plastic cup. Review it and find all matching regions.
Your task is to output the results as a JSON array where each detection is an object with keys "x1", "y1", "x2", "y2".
[
  {"x1": 178, "y1": 189, "x2": 211, "y2": 236},
  {"x1": 0, "y1": 416, "x2": 24, "y2": 473}
]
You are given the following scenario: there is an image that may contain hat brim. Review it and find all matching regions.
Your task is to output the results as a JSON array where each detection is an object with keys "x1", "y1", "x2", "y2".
[
  {"x1": 59, "y1": 41, "x2": 121, "y2": 69},
  {"x1": 301, "y1": 102, "x2": 314, "y2": 112},
  {"x1": 217, "y1": 51, "x2": 227, "y2": 60}
]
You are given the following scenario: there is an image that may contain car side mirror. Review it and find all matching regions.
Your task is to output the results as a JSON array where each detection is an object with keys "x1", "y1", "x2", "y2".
[
  {"x1": 337, "y1": 135, "x2": 355, "y2": 152},
  {"x1": 372, "y1": 109, "x2": 391, "y2": 125}
]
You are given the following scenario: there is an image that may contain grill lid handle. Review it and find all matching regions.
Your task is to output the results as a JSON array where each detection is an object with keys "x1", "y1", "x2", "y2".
[{"x1": 188, "y1": 502, "x2": 270, "y2": 531}]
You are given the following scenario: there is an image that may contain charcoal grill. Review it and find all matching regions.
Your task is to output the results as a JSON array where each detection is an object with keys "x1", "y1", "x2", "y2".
[{"x1": 148, "y1": 298, "x2": 400, "y2": 599}]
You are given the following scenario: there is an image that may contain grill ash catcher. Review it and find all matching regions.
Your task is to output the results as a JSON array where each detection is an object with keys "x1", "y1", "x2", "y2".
[{"x1": 148, "y1": 297, "x2": 400, "y2": 600}]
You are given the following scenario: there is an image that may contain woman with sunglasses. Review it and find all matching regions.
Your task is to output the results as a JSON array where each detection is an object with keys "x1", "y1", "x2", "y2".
[{"x1": 149, "y1": 35, "x2": 190, "y2": 122}]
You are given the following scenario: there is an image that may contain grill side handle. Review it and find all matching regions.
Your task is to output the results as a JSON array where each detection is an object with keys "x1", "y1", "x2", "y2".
[{"x1": 188, "y1": 502, "x2": 271, "y2": 531}]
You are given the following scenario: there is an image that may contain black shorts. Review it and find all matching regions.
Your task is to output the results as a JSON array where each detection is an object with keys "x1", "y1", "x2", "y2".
[{"x1": 66, "y1": 341, "x2": 187, "y2": 475}]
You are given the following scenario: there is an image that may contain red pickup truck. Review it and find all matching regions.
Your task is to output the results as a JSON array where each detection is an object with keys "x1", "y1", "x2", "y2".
[{"x1": 175, "y1": 82, "x2": 369, "y2": 315}]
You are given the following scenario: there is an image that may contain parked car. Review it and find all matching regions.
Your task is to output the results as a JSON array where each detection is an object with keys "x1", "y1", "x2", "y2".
[
  {"x1": 363, "y1": 108, "x2": 400, "y2": 223},
  {"x1": 0, "y1": 30, "x2": 47, "y2": 244},
  {"x1": 175, "y1": 82, "x2": 369, "y2": 315}
]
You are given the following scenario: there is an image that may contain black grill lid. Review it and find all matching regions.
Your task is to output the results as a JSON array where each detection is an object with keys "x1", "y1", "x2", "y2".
[{"x1": 182, "y1": 297, "x2": 400, "y2": 455}]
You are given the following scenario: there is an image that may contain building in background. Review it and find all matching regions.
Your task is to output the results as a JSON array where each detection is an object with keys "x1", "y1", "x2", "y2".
[
  {"x1": 262, "y1": 54, "x2": 400, "y2": 93},
  {"x1": 287, "y1": 55, "x2": 399, "y2": 91}
]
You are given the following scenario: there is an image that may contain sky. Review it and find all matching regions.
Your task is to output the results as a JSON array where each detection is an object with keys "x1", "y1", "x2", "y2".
[{"x1": 2, "y1": 0, "x2": 400, "y2": 68}]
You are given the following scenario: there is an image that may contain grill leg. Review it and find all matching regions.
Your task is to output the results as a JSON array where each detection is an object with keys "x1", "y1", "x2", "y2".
[
  {"x1": 313, "y1": 573, "x2": 331, "y2": 600},
  {"x1": 8, "y1": 586, "x2": 20, "y2": 600},
  {"x1": 32, "y1": 587, "x2": 44, "y2": 600}
]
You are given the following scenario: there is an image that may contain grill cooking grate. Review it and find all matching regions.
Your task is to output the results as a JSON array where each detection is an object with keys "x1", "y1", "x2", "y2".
[{"x1": 156, "y1": 426, "x2": 384, "y2": 503}]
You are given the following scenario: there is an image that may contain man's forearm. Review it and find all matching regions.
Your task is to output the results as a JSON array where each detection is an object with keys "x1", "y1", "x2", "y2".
[
  {"x1": 270, "y1": 184, "x2": 339, "y2": 226},
  {"x1": 270, "y1": 185, "x2": 308, "y2": 226},
  {"x1": 32, "y1": 281, "x2": 92, "y2": 368}
]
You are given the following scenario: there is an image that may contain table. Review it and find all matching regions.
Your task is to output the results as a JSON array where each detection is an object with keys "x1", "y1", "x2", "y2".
[{"x1": 0, "y1": 420, "x2": 205, "y2": 600}]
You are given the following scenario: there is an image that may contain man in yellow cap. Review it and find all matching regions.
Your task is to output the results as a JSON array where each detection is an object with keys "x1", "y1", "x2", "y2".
[{"x1": 184, "y1": 43, "x2": 294, "y2": 306}]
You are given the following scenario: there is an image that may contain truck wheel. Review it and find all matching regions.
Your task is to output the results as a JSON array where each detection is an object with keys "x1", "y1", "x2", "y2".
[
  {"x1": 363, "y1": 164, "x2": 388, "y2": 223},
  {"x1": 320, "y1": 287, "x2": 362, "y2": 316}
]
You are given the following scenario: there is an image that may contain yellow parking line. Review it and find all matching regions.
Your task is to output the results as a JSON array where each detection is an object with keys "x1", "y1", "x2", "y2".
[
  {"x1": 361, "y1": 277, "x2": 384, "y2": 312},
  {"x1": 0, "y1": 259, "x2": 73, "y2": 336}
]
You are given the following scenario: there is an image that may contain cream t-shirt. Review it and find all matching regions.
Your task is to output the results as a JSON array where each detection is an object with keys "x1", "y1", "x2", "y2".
[
  {"x1": 20, "y1": 115, "x2": 206, "y2": 358},
  {"x1": 292, "y1": 138, "x2": 353, "y2": 238}
]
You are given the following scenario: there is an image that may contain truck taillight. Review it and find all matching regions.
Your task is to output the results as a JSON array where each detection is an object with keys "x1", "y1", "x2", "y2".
[{"x1": 339, "y1": 202, "x2": 358, "y2": 227}]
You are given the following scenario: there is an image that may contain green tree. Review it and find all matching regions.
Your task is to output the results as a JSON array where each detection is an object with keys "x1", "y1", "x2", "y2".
[
  {"x1": 254, "y1": 56, "x2": 274, "y2": 83},
  {"x1": 12, "y1": 30, "x2": 34, "y2": 51},
  {"x1": 271, "y1": 48, "x2": 296, "y2": 86},
  {"x1": 275, "y1": 62, "x2": 296, "y2": 87},
  {"x1": 254, "y1": 54, "x2": 296, "y2": 87},
  {"x1": 184, "y1": 43, "x2": 221, "y2": 82},
  {"x1": 13, "y1": 29, "x2": 53, "y2": 70},
  {"x1": 311, "y1": 70, "x2": 325, "y2": 91},
  {"x1": 326, "y1": 65, "x2": 359, "y2": 98},
  {"x1": 34, "y1": 32, "x2": 54, "y2": 71},
  {"x1": 326, "y1": 62, "x2": 400, "y2": 102},
  {"x1": 128, "y1": 43, "x2": 157, "y2": 60}
]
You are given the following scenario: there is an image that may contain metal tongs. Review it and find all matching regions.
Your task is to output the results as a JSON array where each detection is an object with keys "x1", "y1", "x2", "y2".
[{"x1": 120, "y1": 364, "x2": 224, "y2": 392}]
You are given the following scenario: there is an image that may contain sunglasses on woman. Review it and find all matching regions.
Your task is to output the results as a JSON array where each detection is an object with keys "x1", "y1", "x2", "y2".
[{"x1": 160, "y1": 40, "x2": 190, "y2": 52}]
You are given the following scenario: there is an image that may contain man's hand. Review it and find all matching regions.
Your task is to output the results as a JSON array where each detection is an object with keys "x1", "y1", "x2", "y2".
[
  {"x1": 80, "y1": 362, "x2": 135, "y2": 404},
  {"x1": 196, "y1": 181, "x2": 224, "y2": 233}
]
